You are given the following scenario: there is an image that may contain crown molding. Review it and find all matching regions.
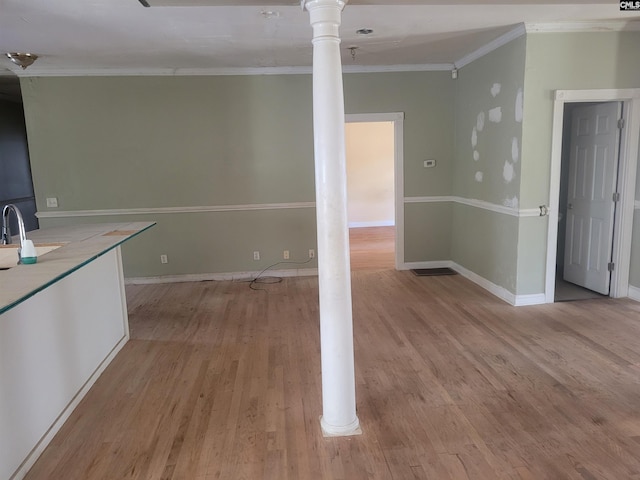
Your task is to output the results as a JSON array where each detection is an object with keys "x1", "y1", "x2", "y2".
[
  {"x1": 454, "y1": 23, "x2": 526, "y2": 70},
  {"x1": 12, "y1": 20, "x2": 638, "y2": 79},
  {"x1": 526, "y1": 21, "x2": 640, "y2": 33},
  {"x1": 16, "y1": 66, "x2": 311, "y2": 78},
  {"x1": 453, "y1": 20, "x2": 640, "y2": 71},
  {"x1": 16, "y1": 62, "x2": 453, "y2": 78},
  {"x1": 343, "y1": 63, "x2": 454, "y2": 73}
]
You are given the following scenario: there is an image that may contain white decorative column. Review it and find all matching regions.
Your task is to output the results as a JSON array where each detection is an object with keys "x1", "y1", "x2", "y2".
[{"x1": 302, "y1": 0, "x2": 360, "y2": 437}]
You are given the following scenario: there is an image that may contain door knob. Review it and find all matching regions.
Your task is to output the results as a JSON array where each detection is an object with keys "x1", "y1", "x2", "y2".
[{"x1": 568, "y1": 203, "x2": 573, "y2": 209}]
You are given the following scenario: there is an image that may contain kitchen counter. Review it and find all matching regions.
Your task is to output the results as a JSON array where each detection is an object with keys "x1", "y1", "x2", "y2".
[
  {"x1": 0, "y1": 221, "x2": 154, "y2": 315},
  {"x1": 1, "y1": 221, "x2": 154, "y2": 480}
]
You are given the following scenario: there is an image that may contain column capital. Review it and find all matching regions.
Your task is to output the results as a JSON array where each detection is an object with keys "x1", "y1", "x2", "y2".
[{"x1": 301, "y1": 0, "x2": 347, "y2": 13}]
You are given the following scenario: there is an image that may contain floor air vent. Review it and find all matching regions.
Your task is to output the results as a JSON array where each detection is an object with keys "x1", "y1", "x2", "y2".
[{"x1": 411, "y1": 267, "x2": 457, "y2": 276}]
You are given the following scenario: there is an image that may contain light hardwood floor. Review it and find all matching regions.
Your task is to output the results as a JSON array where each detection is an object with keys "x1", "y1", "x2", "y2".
[
  {"x1": 23, "y1": 242, "x2": 640, "y2": 479},
  {"x1": 349, "y1": 226, "x2": 395, "y2": 271}
]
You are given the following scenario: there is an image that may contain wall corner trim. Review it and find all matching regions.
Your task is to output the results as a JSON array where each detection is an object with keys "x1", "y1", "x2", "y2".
[{"x1": 454, "y1": 23, "x2": 526, "y2": 70}]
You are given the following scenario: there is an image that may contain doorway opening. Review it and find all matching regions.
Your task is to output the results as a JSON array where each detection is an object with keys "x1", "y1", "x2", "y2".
[
  {"x1": 554, "y1": 101, "x2": 622, "y2": 302},
  {"x1": 545, "y1": 89, "x2": 640, "y2": 303},
  {"x1": 345, "y1": 113, "x2": 404, "y2": 271}
]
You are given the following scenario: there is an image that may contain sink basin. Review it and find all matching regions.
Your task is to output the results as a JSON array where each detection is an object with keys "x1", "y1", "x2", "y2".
[{"x1": 0, "y1": 243, "x2": 65, "y2": 269}]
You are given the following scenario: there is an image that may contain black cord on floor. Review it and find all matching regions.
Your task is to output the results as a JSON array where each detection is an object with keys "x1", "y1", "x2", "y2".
[{"x1": 247, "y1": 257, "x2": 314, "y2": 291}]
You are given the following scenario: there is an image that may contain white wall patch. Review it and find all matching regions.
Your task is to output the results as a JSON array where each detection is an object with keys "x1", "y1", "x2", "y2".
[
  {"x1": 515, "y1": 87, "x2": 523, "y2": 123},
  {"x1": 476, "y1": 111, "x2": 485, "y2": 132},
  {"x1": 503, "y1": 160, "x2": 515, "y2": 183},
  {"x1": 511, "y1": 137, "x2": 519, "y2": 162},
  {"x1": 475, "y1": 171, "x2": 483, "y2": 182},
  {"x1": 471, "y1": 127, "x2": 478, "y2": 147},
  {"x1": 503, "y1": 196, "x2": 519, "y2": 209},
  {"x1": 489, "y1": 107, "x2": 502, "y2": 123},
  {"x1": 491, "y1": 83, "x2": 501, "y2": 97},
  {"x1": 473, "y1": 150, "x2": 480, "y2": 161}
]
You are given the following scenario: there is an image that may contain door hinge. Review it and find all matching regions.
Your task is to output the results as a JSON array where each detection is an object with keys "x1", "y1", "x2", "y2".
[
  {"x1": 618, "y1": 118, "x2": 625, "y2": 129},
  {"x1": 608, "y1": 262, "x2": 615, "y2": 272},
  {"x1": 613, "y1": 192, "x2": 621, "y2": 202}
]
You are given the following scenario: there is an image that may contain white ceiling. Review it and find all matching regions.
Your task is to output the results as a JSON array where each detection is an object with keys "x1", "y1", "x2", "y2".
[{"x1": 0, "y1": 0, "x2": 638, "y2": 82}]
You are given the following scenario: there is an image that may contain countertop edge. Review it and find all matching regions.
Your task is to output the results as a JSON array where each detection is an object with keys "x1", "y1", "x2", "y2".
[{"x1": 0, "y1": 222, "x2": 155, "y2": 315}]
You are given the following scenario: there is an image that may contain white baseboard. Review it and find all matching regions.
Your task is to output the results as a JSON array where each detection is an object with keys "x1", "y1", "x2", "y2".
[
  {"x1": 126, "y1": 262, "x2": 548, "y2": 307},
  {"x1": 513, "y1": 293, "x2": 547, "y2": 306},
  {"x1": 451, "y1": 262, "x2": 516, "y2": 305},
  {"x1": 126, "y1": 267, "x2": 319, "y2": 285},
  {"x1": 450, "y1": 262, "x2": 545, "y2": 306},
  {"x1": 628, "y1": 285, "x2": 640, "y2": 302}
]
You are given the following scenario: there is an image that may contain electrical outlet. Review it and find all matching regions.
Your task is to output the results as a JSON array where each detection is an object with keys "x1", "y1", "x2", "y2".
[
  {"x1": 423, "y1": 159, "x2": 436, "y2": 168},
  {"x1": 46, "y1": 197, "x2": 58, "y2": 208},
  {"x1": 309, "y1": 249, "x2": 315, "y2": 259},
  {"x1": 253, "y1": 251, "x2": 260, "y2": 261},
  {"x1": 283, "y1": 250, "x2": 290, "y2": 260},
  {"x1": 160, "y1": 254, "x2": 168, "y2": 264}
]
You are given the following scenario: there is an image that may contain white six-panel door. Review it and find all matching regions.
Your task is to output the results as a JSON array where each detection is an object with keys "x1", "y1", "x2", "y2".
[{"x1": 564, "y1": 102, "x2": 622, "y2": 295}]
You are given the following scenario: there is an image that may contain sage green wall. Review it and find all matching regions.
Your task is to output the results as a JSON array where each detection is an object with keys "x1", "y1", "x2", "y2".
[
  {"x1": 521, "y1": 32, "x2": 640, "y2": 206},
  {"x1": 519, "y1": 31, "x2": 640, "y2": 294},
  {"x1": 344, "y1": 72, "x2": 455, "y2": 264},
  {"x1": 452, "y1": 35, "x2": 526, "y2": 294},
  {"x1": 344, "y1": 72, "x2": 453, "y2": 198},
  {"x1": 21, "y1": 72, "x2": 454, "y2": 277},
  {"x1": 37, "y1": 210, "x2": 316, "y2": 277},
  {"x1": 453, "y1": 35, "x2": 526, "y2": 206},
  {"x1": 452, "y1": 203, "x2": 519, "y2": 291},
  {"x1": 21, "y1": 76, "x2": 315, "y2": 208},
  {"x1": 405, "y1": 202, "x2": 452, "y2": 262}
]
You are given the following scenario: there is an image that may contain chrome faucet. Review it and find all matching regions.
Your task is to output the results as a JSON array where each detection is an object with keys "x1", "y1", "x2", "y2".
[{"x1": 2, "y1": 204, "x2": 27, "y2": 249}]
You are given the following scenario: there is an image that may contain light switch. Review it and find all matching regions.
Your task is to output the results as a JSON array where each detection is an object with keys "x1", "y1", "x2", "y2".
[{"x1": 46, "y1": 197, "x2": 58, "y2": 208}]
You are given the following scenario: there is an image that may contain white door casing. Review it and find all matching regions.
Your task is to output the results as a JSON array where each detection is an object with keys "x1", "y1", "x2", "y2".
[
  {"x1": 563, "y1": 102, "x2": 621, "y2": 295},
  {"x1": 345, "y1": 112, "x2": 405, "y2": 270},
  {"x1": 546, "y1": 89, "x2": 640, "y2": 303}
]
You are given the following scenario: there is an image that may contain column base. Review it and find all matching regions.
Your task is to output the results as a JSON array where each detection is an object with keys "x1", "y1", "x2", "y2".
[{"x1": 320, "y1": 415, "x2": 362, "y2": 437}]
